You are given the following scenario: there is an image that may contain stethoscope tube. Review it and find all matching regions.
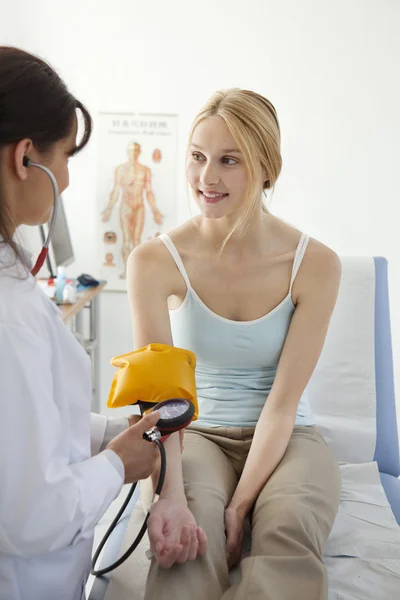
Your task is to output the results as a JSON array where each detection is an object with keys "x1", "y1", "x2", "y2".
[
  {"x1": 22, "y1": 156, "x2": 189, "y2": 575},
  {"x1": 90, "y1": 398, "x2": 194, "y2": 576},
  {"x1": 23, "y1": 157, "x2": 60, "y2": 276},
  {"x1": 90, "y1": 436, "x2": 167, "y2": 577}
]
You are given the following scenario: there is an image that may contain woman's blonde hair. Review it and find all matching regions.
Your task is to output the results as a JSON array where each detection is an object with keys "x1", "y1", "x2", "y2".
[{"x1": 187, "y1": 88, "x2": 282, "y2": 253}]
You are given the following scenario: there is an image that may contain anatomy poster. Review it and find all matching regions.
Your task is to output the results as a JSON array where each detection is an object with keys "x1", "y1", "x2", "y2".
[{"x1": 97, "y1": 112, "x2": 178, "y2": 291}]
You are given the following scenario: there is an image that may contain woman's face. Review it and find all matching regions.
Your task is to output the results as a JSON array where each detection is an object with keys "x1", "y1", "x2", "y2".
[
  {"x1": 19, "y1": 116, "x2": 78, "y2": 227},
  {"x1": 187, "y1": 116, "x2": 249, "y2": 220}
]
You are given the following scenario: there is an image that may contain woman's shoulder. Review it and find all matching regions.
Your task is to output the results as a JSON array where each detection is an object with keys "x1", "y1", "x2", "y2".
[
  {"x1": 127, "y1": 220, "x2": 195, "y2": 291},
  {"x1": 130, "y1": 220, "x2": 195, "y2": 260},
  {"x1": 271, "y1": 215, "x2": 341, "y2": 299},
  {"x1": 271, "y1": 214, "x2": 340, "y2": 265}
]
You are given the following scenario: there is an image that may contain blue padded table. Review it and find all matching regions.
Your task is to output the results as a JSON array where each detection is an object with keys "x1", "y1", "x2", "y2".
[{"x1": 373, "y1": 257, "x2": 400, "y2": 523}]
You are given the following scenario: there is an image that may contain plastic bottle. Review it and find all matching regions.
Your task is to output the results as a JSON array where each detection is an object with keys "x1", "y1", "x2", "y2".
[
  {"x1": 55, "y1": 266, "x2": 67, "y2": 303},
  {"x1": 63, "y1": 281, "x2": 77, "y2": 304}
]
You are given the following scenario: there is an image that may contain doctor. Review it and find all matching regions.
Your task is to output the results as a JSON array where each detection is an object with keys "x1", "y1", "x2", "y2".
[{"x1": 0, "y1": 47, "x2": 160, "y2": 600}]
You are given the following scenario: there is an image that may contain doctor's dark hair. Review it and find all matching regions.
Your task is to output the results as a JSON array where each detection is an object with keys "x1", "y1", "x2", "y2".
[{"x1": 0, "y1": 46, "x2": 92, "y2": 267}]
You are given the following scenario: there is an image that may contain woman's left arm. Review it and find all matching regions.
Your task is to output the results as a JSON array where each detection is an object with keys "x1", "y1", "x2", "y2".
[{"x1": 226, "y1": 246, "x2": 341, "y2": 557}]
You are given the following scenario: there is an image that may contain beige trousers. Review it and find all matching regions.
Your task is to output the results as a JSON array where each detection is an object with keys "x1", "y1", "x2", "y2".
[{"x1": 144, "y1": 425, "x2": 341, "y2": 600}]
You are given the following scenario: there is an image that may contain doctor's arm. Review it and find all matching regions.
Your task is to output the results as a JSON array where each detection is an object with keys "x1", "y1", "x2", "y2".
[
  {"x1": 0, "y1": 324, "x2": 125, "y2": 558},
  {"x1": 91, "y1": 413, "x2": 152, "y2": 456},
  {"x1": 90, "y1": 412, "x2": 130, "y2": 456},
  {"x1": 225, "y1": 248, "x2": 341, "y2": 565}
]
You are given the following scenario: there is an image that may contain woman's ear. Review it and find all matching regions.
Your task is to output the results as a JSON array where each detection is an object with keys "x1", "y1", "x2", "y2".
[{"x1": 261, "y1": 166, "x2": 269, "y2": 189}]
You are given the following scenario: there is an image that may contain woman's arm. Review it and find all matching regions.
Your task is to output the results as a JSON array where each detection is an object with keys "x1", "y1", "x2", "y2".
[
  {"x1": 127, "y1": 242, "x2": 186, "y2": 498},
  {"x1": 226, "y1": 246, "x2": 341, "y2": 561},
  {"x1": 126, "y1": 242, "x2": 207, "y2": 566}
]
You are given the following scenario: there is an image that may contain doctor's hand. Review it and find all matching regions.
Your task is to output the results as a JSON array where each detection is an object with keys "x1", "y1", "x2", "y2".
[
  {"x1": 147, "y1": 499, "x2": 208, "y2": 569},
  {"x1": 127, "y1": 415, "x2": 185, "y2": 452},
  {"x1": 106, "y1": 411, "x2": 161, "y2": 484}
]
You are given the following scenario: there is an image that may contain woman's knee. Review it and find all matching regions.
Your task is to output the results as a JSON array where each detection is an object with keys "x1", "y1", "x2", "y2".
[
  {"x1": 252, "y1": 496, "x2": 331, "y2": 557},
  {"x1": 186, "y1": 484, "x2": 227, "y2": 534}
]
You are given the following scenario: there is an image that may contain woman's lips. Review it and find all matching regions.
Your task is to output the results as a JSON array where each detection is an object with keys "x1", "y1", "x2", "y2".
[{"x1": 200, "y1": 191, "x2": 229, "y2": 204}]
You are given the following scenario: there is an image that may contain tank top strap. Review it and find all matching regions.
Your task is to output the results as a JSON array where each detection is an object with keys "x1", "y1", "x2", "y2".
[
  {"x1": 289, "y1": 233, "x2": 310, "y2": 292},
  {"x1": 159, "y1": 234, "x2": 192, "y2": 290}
]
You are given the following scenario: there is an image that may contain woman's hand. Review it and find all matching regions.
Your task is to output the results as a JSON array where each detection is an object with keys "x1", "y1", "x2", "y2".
[
  {"x1": 147, "y1": 498, "x2": 207, "y2": 569},
  {"x1": 224, "y1": 505, "x2": 245, "y2": 570}
]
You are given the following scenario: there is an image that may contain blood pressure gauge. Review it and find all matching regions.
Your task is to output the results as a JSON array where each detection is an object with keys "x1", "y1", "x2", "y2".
[
  {"x1": 150, "y1": 398, "x2": 194, "y2": 435},
  {"x1": 138, "y1": 398, "x2": 195, "y2": 438}
]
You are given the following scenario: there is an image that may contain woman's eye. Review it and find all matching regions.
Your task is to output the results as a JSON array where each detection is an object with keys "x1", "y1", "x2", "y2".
[
  {"x1": 222, "y1": 157, "x2": 237, "y2": 165},
  {"x1": 192, "y1": 152, "x2": 204, "y2": 161}
]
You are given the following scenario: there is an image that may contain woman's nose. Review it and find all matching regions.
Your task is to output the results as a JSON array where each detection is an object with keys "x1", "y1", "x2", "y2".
[{"x1": 200, "y1": 161, "x2": 220, "y2": 187}]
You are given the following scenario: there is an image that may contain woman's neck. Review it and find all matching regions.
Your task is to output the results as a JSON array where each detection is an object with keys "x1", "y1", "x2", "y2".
[{"x1": 195, "y1": 206, "x2": 274, "y2": 259}]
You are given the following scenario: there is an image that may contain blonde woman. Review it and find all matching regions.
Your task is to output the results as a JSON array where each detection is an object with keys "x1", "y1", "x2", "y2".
[{"x1": 128, "y1": 89, "x2": 341, "y2": 600}]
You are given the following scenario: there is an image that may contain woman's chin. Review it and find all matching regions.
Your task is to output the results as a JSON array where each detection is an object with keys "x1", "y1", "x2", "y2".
[{"x1": 200, "y1": 206, "x2": 238, "y2": 221}]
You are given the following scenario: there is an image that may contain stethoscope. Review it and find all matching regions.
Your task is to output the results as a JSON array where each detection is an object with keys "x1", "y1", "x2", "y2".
[
  {"x1": 23, "y1": 154, "x2": 195, "y2": 575},
  {"x1": 22, "y1": 156, "x2": 60, "y2": 276},
  {"x1": 91, "y1": 398, "x2": 195, "y2": 577}
]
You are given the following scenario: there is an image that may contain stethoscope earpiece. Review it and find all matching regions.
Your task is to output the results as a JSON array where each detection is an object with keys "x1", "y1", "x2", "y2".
[{"x1": 23, "y1": 157, "x2": 60, "y2": 276}]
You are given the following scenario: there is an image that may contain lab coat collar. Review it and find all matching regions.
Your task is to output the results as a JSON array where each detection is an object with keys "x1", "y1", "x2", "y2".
[{"x1": 0, "y1": 239, "x2": 33, "y2": 273}]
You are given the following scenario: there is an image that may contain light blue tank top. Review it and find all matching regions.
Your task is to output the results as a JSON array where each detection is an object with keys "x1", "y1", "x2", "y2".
[{"x1": 160, "y1": 233, "x2": 315, "y2": 428}]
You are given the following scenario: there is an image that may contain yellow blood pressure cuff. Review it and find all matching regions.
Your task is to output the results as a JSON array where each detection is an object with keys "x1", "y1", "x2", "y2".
[{"x1": 107, "y1": 343, "x2": 198, "y2": 421}]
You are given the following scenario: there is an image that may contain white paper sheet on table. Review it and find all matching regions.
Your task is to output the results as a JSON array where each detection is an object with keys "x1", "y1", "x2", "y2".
[
  {"x1": 324, "y1": 462, "x2": 400, "y2": 600},
  {"x1": 326, "y1": 559, "x2": 400, "y2": 600},
  {"x1": 325, "y1": 463, "x2": 400, "y2": 560}
]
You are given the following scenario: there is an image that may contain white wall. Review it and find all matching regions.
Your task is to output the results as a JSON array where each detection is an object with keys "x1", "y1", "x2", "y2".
[{"x1": 2, "y1": 0, "x2": 400, "y2": 425}]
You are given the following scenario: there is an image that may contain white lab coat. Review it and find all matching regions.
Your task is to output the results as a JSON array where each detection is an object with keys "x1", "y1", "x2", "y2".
[{"x1": 0, "y1": 245, "x2": 125, "y2": 600}]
